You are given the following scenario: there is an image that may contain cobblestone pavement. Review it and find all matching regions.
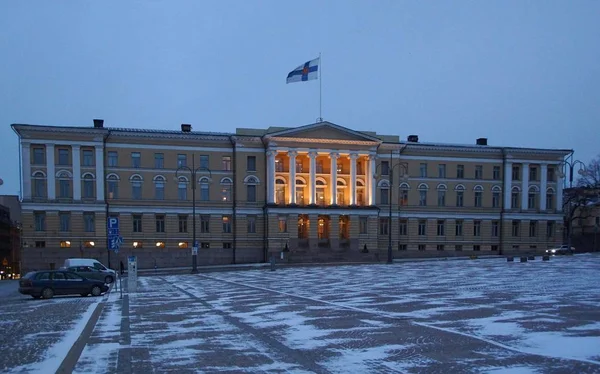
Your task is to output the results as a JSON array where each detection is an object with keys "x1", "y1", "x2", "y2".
[
  {"x1": 0, "y1": 284, "x2": 101, "y2": 373},
  {"x1": 73, "y1": 254, "x2": 600, "y2": 373}
]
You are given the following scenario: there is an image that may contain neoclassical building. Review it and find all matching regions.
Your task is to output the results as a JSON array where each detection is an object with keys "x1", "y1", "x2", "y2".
[{"x1": 12, "y1": 120, "x2": 570, "y2": 271}]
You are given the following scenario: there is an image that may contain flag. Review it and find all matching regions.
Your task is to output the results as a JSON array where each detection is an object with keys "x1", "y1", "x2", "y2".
[{"x1": 286, "y1": 57, "x2": 319, "y2": 84}]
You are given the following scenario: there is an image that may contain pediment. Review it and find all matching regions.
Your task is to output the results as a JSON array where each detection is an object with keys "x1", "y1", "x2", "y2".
[{"x1": 266, "y1": 121, "x2": 381, "y2": 143}]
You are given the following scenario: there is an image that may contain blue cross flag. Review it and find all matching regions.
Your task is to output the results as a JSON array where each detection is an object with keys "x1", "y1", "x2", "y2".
[{"x1": 286, "y1": 57, "x2": 319, "y2": 84}]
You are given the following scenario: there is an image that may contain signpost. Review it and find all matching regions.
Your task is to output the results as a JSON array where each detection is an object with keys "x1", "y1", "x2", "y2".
[{"x1": 108, "y1": 217, "x2": 124, "y2": 254}]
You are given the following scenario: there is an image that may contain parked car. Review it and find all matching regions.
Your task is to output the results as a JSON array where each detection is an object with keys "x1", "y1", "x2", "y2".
[
  {"x1": 63, "y1": 258, "x2": 112, "y2": 272},
  {"x1": 67, "y1": 265, "x2": 115, "y2": 284},
  {"x1": 545, "y1": 245, "x2": 575, "y2": 255},
  {"x1": 18, "y1": 270, "x2": 109, "y2": 299}
]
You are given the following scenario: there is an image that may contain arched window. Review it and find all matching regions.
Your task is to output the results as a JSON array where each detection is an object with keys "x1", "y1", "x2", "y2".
[
  {"x1": 32, "y1": 171, "x2": 47, "y2": 198},
  {"x1": 546, "y1": 187, "x2": 555, "y2": 210},
  {"x1": 245, "y1": 176, "x2": 258, "y2": 203},
  {"x1": 399, "y1": 182, "x2": 410, "y2": 206},
  {"x1": 154, "y1": 175, "x2": 166, "y2": 200},
  {"x1": 199, "y1": 177, "x2": 210, "y2": 201},
  {"x1": 221, "y1": 177, "x2": 233, "y2": 202},
  {"x1": 474, "y1": 185, "x2": 483, "y2": 207},
  {"x1": 492, "y1": 185, "x2": 502, "y2": 208},
  {"x1": 82, "y1": 173, "x2": 95, "y2": 199},
  {"x1": 295, "y1": 177, "x2": 306, "y2": 205},
  {"x1": 107, "y1": 174, "x2": 119, "y2": 199},
  {"x1": 437, "y1": 184, "x2": 447, "y2": 207},
  {"x1": 379, "y1": 180, "x2": 390, "y2": 205},
  {"x1": 131, "y1": 175, "x2": 143, "y2": 200},
  {"x1": 528, "y1": 185, "x2": 539, "y2": 209},
  {"x1": 177, "y1": 176, "x2": 188, "y2": 201},
  {"x1": 275, "y1": 177, "x2": 287, "y2": 204},
  {"x1": 356, "y1": 179, "x2": 366, "y2": 206},
  {"x1": 511, "y1": 186, "x2": 521, "y2": 209},
  {"x1": 418, "y1": 183, "x2": 429, "y2": 206},
  {"x1": 57, "y1": 170, "x2": 72, "y2": 199}
]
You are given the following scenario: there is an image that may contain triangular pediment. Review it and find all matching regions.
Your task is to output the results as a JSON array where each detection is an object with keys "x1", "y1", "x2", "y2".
[{"x1": 266, "y1": 121, "x2": 381, "y2": 143}]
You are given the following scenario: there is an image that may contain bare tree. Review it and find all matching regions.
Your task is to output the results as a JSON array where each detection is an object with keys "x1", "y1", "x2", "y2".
[{"x1": 577, "y1": 154, "x2": 600, "y2": 188}]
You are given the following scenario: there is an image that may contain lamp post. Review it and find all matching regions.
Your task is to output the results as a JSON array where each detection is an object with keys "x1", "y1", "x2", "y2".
[
  {"x1": 374, "y1": 150, "x2": 409, "y2": 264},
  {"x1": 176, "y1": 155, "x2": 212, "y2": 274},
  {"x1": 559, "y1": 158, "x2": 586, "y2": 254}
]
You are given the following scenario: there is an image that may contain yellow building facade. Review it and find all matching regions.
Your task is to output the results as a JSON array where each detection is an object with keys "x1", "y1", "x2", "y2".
[{"x1": 13, "y1": 121, "x2": 570, "y2": 271}]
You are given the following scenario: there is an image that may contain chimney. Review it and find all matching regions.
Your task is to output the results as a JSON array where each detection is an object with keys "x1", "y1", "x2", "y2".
[
  {"x1": 476, "y1": 138, "x2": 488, "y2": 146},
  {"x1": 181, "y1": 124, "x2": 192, "y2": 132},
  {"x1": 407, "y1": 135, "x2": 419, "y2": 143},
  {"x1": 93, "y1": 119, "x2": 104, "y2": 128}
]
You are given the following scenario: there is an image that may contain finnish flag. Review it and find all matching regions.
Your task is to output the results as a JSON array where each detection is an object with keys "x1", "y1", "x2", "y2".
[{"x1": 286, "y1": 57, "x2": 319, "y2": 84}]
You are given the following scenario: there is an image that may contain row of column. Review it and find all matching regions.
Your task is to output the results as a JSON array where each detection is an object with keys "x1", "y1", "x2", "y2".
[
  {"x1": 267, "y1": 150, "x2": 377, "y2": 205},
  {"x1": 503, "y1": 162, "x2": 563, "y2": 211},
  {"x1": 22, "y1": 143, "x2": 104, "y2": 201}
]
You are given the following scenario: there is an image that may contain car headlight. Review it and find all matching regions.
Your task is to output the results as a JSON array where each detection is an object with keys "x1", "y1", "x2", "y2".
[{"x1": 551, "y1": 249, "x2": 556, "y2": 253}]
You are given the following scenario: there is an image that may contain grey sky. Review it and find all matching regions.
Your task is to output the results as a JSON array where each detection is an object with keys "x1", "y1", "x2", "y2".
[{"x1": 1, "y1": 1, "x2": 599, "y2": 195}]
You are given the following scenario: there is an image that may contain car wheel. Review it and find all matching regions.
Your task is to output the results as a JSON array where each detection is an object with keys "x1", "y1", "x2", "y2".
[
  {"x1": 104, "y1": 276, "x2": 114, "y2": 284},
  {"x1": 42, "y1": 288, "x2": 54, "y2": 299},
  {"x1": 91, "y1": 285, "x2": 102, "y2": 297}
]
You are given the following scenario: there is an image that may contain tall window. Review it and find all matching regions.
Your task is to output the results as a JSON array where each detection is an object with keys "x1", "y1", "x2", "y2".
[
  {"x1": 512, "y1": 165, "x2": 520, "y2": 181},
  {"x1": 247, "y1": 156, "x2": 256, "y2": 171},
  {"x1": 247, "y1": 215, "x2": 256, "y2": 233},
  {"x1": 546, "y1": 221, "x2": 554, "y2": 237},
  {"x1": 492, "y1": 221, "x2": 499, "y2": 237},
  {"x1": 222, "y1": 156, "x2": 232, "y2": 171},
  {"x1": 132, "y1": 214, "x2": 142, "y2": 232},
  {"x1": 511, "y1": 188, "x2": 520, "y2": 209},
  {"x1": 456, "y1": 165, "x2": 464, "y2": 179},
  {"x1": 380, "y1": 181, "x2": 389, "y2": 205},
  {"x1": 381, "y1": 161, "x2": 389, "y2": 176},
  {"x1": 131, "y1": 152, "x2": 141, "y2": 168},
  {"x1": 473, "y1": 220, "x2": 481, "y2": 237},
  {"x1": 492, "y1": 188, "x2": 501, "y2": 208},
  {"x1": 154, "y1": 153, "x2": 164, "y2": 169},
  {"x1": 437, "y1": 185, "x2": 446, "y2": 207},
  {"x1": 399, "y1": 219, "x2": 407, "y2": 236},
  {"x1": 178, "y1": 215, "x2": 188, "y2": 233},
  {"x1": 200, "y1": 155, "x2": 209, "y2": 169},
  {"x1": 59, "y1": 212, "x2": 70, "y2": 232},
  {"x1": 437, "y1": 220, "x2": 445, "y2": 236},
  {"x1": 222, "y1": 215, "x2": 232, "y2": 233},
  {"x1": 32, "y1": 171, "x2": 46, "y2": 198},
  {"x1": 200, "y1": 215, "x2": 210, "y2": 233},
  {"x1": 58, "y1": 148, "x2": 70, "y2": 165},
  {"x1": 83, "y1": 174, "x2": 94, "y2": 198},
  {"x1": 131, "y1": 176, "x2": 143, "y2": 200},
  {"x1": 420, "y1": 163, "x2": 427, "y2": 177},
  {"x1": 512, "y1": 220, "x2": 520, "y2": 237},
  {"x1": 438, "y1": 164, "x2": 446, "y2": 178},
  {"x1": 34, "y1": 212, "x2": 46, "y2": 231},
  {"x1": 528, "y1": 187, "x2": 537, "y2": 209},
  {"x1": 155, "y1": 215, "x2": 165, "y2": 233},
  {"x1": 246, "y1": 176, "x2": 258, "y2": 202},
  {"x1": 546, "y1": 188, "x2": 554, "y2": 210},
  {"x1": 33, "y1": 147, "x2": 45, "y2": 164},
  {"x1": 475, "y1": 165, "x2": 483, "y2": 179},
  {"x1": 154, "y1": 176, "x2": 165, "y2": 200},
  {"x1": 107, "y1": 175, "x2": 119, "y2": 199},
  {"x1": 58, "y1": 172, "x2": 71, "y2": 198},
  {"x1": 379, "y1": 218, "x2": 389, "y2": 235},
  {"x1": 84, "y1": 213, "x2": 95, "y2": 232},
  {"x1": 278, "y1": 216, "x2": 287, "y2": 233},
  {"x1": 547, "y1": 167, "x2": 555, "y2": 182},
  {"x1": 299, "y1": 215, "x2": 309, "y2": 238},
  {"x1": 221, "y1": 178, "x2": 232, "y2": 202},
  {"x1": 529, "y1": 221, "x2": 537, "y2": 237},
  {"x1": 474, "y1": 186, "x2": 483, "y2": 207},
  {"x1": 530, "y1": 166, "x2": 538, "y2": 181},
  {"x1": 418, "y1": 220, "x2": 426, "y2": 236},
  {"x1": 177, "y1": 154, "x2": 187, "y2": 168},
  {"x1": 493, "y1": 166, "x2": 501, "y2": 180},
  {"x1": 418, "y1": 184, "x2": 428, "y2": 206},
  {"x1": 359, "y1": 217, "x2": 368, "y2": 234},
  {"x1": 455, "y1": 220, "x2": 463, "y2": 236},
  {"x1": 178, "y1": 178, "x2": 187, "y2": 200},
  {"x1": 108, "y1": 151, "x2": 118, "y2": 167},
  {"x1": 456, "y1": 186, "x2": 464, "y2": 207},
  {"x1": 82, "y1": 150, "x2": 94, "y2": 166},
  {"x1": 200, "y1": 178, "x2": 210, "y2": 201}
]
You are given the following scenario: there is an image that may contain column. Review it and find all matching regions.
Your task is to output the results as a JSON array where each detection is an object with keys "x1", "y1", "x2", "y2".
[
  {"x1": 504, "y1": 161, "x2": 512, "y2": 209},
  {"x1": 368, "y1": 153, "x2": 377, "y2": 206},
  {"x1": 556, "y1": 164, "x2": 564, "y2": 212},
  {"x1": 308, "y1": 150, "x2": 317, "y2": 204},
  {"x1": 330, "y1": 152, "x2": 339, "y2": 205},
  {"x1": 521, "y1": 163, "x2": 529, "y2": 209},
  {"x1": 288, "y1": 150, "x2": 297, "y2": 204},
  {"x1": 540, "y1": 163, "x2": 548, "y2": 211},
  {"x1": 46, "y1": 144, "x2": 56, "y2": 200},
  {"x1": 72, "y1": 145, "x2": 81, "y2": 200},
  {"x1": 349, "y1": 153, "x2": 358, "y2": 205},
  {"x1": 95, "y1": 146, "x2": 104, "y2": 201},
  {"x1": 21, "y1": 143, "x2": 31, "y2": 200},
  {"x1": 266, "y1": 150, "x2": 276, "y2": 204}
]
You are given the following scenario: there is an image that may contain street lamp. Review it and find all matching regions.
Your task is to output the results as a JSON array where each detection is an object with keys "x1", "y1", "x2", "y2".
[
  {"x1": 559, "y1": 158, "x2": 586, "y2": 254},
  {"x1": 374, "y1": 150, "x2": 409, "y2": 264},
  {"x1": 176, "y1": 155, "x2": 212, "y2": 274}
]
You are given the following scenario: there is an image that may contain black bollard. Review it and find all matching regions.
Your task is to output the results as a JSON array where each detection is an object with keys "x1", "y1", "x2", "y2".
[
  {"x1": 520, "y1": 257, "x2": 528, "y2": 262},
  {"x1": 507, "y1": 256, "x2": 514, "y2": 262},
  {"x1": 270, "y1": 254, "x2": 276, "y2": 271}
]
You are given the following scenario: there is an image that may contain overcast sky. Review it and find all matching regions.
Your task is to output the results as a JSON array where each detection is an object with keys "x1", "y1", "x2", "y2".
[{"x1": 1, "y1": 1, "x2": 599, "y2": 195}]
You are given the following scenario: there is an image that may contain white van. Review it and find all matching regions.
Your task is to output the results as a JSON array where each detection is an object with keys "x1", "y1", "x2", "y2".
[{"x1": 63, "y1": 258, "x2": 113, "y2": 273}]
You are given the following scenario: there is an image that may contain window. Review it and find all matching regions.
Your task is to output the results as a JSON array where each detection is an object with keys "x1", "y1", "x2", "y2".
[
  {"x1": 178, "y1": 178, "x2": 187, "y2": 200},
  {"x1": 455, "y1": 220, "x2": 463, "y2": 236},
  {"x1": 154, "y1": 153, "x2": 164, "y2": 169},
  {"x1": 58, "y1": 148, "x2": 70, "y2": 165},
  {"x1": 131, "y1": 152, "x2": 141, "y2": 168},
  {"x1": 475, "y1": 165, "x2": 483, "y2": 179},
  {"x1": 154, "y1": 177, "x2": 165, "y2": 200},
  {"x1": 379, "y1": 218, "x2": 389, "y2": 235},
  {"x1": 455, "y1": 245, "x2": 463, "y2": 251},
  {"x1": 380, "y1": 181, "x2": 389, "y2": 205},
  {"x1": 511, "y1": 188, "x2": 520, "y2": 209},
  {"x1": 492, "y1": 189, "x2": 500, "y2": 208},
  {"x1": 59, "y1": 212, "x2": 70, "y2": 232},
  {"x1": 83, "y1": 174, "x2": 94, "y2": 198},
  {"x1": 474, "y1": 186, "x2": 483, "y2": 207},
  {"x1": 107, "y1": 175, "x2": 119, "y2": 199},
  {"x1": 278, "y1": 216, "x2": 287, "y2": 233},
  {"x1": 437, "y1": 220, "x2": 445, "y2": 236},
  {"x1": 437, "y1": 186, "x2": 446, "y2": 207},
  {"x1": 178, "y1": 215, "x2": 188, "y2": 233},
  {"x1": 418, "y1": 220, "x2": 426, "y2": 236},
  {"x1": 84, "y1": 213, "x2": 95, "y2": 232},
  {"x1": 438, "y1": 164, "x2": 446, "y2": 178},
  {"x1": 200, "y1": 215, "x2": 210, "y2": 233},
  {"x1": 276, "y1": 159, "x2": 284, "y2": 172},
  {"x1": 547, "y1": 167, "x2": 555, "y2": 182},
  {"x1": 82, "y1": 150, "x2": 94, "y2": 166},
  {"x1": 419, "y1": 184, "x2": 428, "y2": 206},
  {"x1": 60, "y1": 241, "x2": 71, "y2": 248},
  {"x1": 381, "y1": 161, "x2": 389, "y2": 175},
  {"x1": 201, "y1": 242, "x2": 210, "y2": 249},
  {"x1": 546, "y1": 189, "x2": 554, "y2": 210},
  {"x1": 456, "y1": 165, "x2": 464, "y2": 179},
  {"x1": 529, "y1": 221, "x2": 537, "y2": 237},
  {"x1": 200, "y1": 155, "x2": 209, "y2": 169},
  {"x1": 528, "y1": 187, "x2": 537, "y2": 209},
  {"x1": 200, "y1": 178, "x2": 210, "y2": 201},
  {"x1": 58, "y1": 178, "x2": 71, "y2": 199},
  {"x1": 33, "y1": 172, "x2": 46, "y2": 198},
  {"x1": 223, "y1": 242, "x2": 232, "y2": 249},
  {"x1": 247, "y1": 215, "x2": 256, "y2": 234},
  {"x1": 247, "y1": 184, "x2": 257, "y2": 202},
  {"x1": 473, "y1": 245, "x2": 481, "y2": 251},
  {"x1": 512, "y1": 165, "x2": 520, "y2": 181},
  {"x1": 156, "y1": 215, "x2": 165, "y2": 233},
  {"x1": 512, "y1": 220, "x2": 521, "y2": 237},
  {"x1": 399, "y1": 188, "x2": 408, "y2": 206},
  {"x1": 133, "y1": 214, "x2": 143, "y2": 233},
  {"x1": 108, "y1": 151, "x2": 118, "y2": 167},
  {"x1": 296, "y1": 161, "x2": 303, "y2": 173},
  {"x1": 474, "y1": 220, "x2": 481, "y2": 237},
  {"x1": 456, "y1": 187, "x2": 464, "y2": 207},
  {"x1": 359, "y1": 217, "x2": 368, "y2": 234},
  {"x1": 491, "y1": 245, "x2": 498, "y2": 251},
  {"x1": 437, "y1": 244, "x2": 445, "y2": 251},
  {"x1": 221, "y1": 181, "x2": 232, "y2": 202},
  {"x1": 492, "y1": 221, "x2": 499, "y2": 237},
  {"x1": 177, "y1": 154, "x2": 187, "y2": 168},
  {"x1": 418, "y1": 244, "x2": 426, "y2": 251},
  {"x1": 398, "y1": 244, "x2": 407, "y2": 251},
  {"x1": 222, "y1": 156, "x2": 232, "y2": 171},
  {"x1": 222, "y1": 216, "x2": 232, "y2": 233},
  {"x1": 33, "y1": 147, "x2": 45, "y2": 164},
  {"x1": 420, "y1": 163, "x2": 427, "y2": 177},
  {"x1": 493, "y1": 166, "x2": 501, "y2": 180},
  {"x1": 530, "y1": 166, "x2": 538, "y2": 181},
  {"x1": 155, "y1": 241, "x2": 165, "y2": 249},
  {"x1": 399, "y1": 219, "x2": 407, "y2": 236},
  {"x1": 247, "y1": 156, "x2": 256, "y2": 171},
  {"x1": 178, "y1": 242, "x2": 189, "y2": 249}
]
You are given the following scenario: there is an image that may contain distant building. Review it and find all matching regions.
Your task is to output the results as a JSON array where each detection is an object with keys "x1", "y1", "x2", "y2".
[
  {"x1": 565, "y1": 187, "x2": 600, "y2": 251},
  {"x1": 0, "y1": 198, "x2": 21, "y2": 277},
  {"x1": 12, "y1": 120, "x2": 570, "y2": 271}
]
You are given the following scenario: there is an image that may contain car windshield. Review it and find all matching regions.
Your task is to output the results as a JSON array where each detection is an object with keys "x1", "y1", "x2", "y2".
[{"x1": 23, "y1": 272, "x2": 37, "y2": 279}]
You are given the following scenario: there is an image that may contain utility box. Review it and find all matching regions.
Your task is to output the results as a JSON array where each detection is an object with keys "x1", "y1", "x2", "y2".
[{"x1": 128, "y1": 255, "x2": 138, "y2": 293}]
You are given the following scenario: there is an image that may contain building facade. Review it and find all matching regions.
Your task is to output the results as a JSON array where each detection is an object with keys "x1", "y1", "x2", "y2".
[{"x1": 12, "y1": 121, "x2": 570, "y2": 271}]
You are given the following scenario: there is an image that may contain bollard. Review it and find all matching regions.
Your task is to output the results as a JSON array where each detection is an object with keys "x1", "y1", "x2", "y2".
[
  {"x1": 520, "y1": 257, "x2": 528, "y2": 262},
  {"x1": 507, "y1": 256, "x2": 514, "y2": 262},
  {"x1": 542, "y1": 255, "x2": 550, "y2": 261},
  {"x1": 270, "y1": 254, "x2": 276, "y2": 271},
  {"x1": 528, "y1": 256, "x2": 535, "y2": 261}
]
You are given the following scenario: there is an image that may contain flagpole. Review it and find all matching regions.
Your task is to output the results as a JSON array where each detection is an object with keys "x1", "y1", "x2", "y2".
[{"x1": 318, "y1": 52, "x2": 322, "y2": 122}]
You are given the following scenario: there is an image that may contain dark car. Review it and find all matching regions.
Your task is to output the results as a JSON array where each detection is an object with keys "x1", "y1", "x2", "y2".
[{"x1": 18, "y1": 270, "x2": 109, "y2": 299}]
